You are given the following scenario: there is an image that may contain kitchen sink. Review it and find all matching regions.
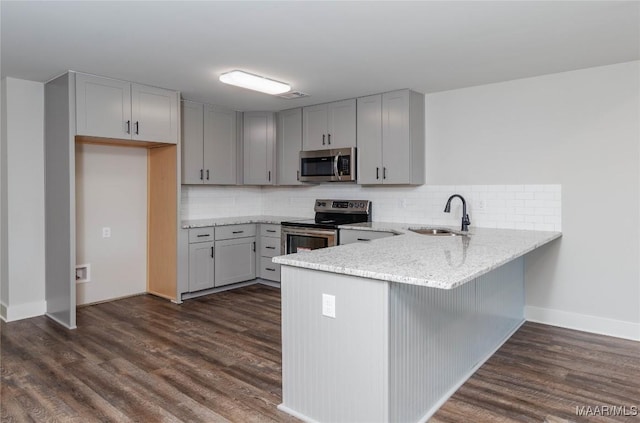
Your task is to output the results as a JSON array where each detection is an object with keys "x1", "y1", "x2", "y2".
[{"x1": 409, "y1": 227, "x2": 467, "y2": 236}]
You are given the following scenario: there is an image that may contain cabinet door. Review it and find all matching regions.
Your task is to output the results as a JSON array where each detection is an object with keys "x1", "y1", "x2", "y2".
[
  {"x1": 215, "y1": 237, "x2": 256, "y2": 287},
  {"x1": 243, "y1": 112, "x2": 275, "y2": 185},
  {"x1": 181, "y1": 101, "x2": 204, "y2": 184},
  {"x1": 188, "y1": 242, "x2": 214, "y2": 292},
  {"x1": 356, "y1": 95, "x2": 383, "y2": 184},
  {"x1": 302, "y1": 104, "x2": 328, "y2": 150},
  {"x1": 382, "y1": 90, "x2": 411, "y2": 184},
  {"x1": 131, "y1": 83, "x2": 179, "y2": 144},
  {"x1": 76, "y1": 73, "x2": 131, "y2": 139},
  {"x1": 327, "y1": 99, "x2": 357, "y2": 149},
  {"x1": 277, "y1": 108, "x2": 303, "y2": 185},
  {"x1": 204, "y1": 105, "x2": 237, "y2": 185}
]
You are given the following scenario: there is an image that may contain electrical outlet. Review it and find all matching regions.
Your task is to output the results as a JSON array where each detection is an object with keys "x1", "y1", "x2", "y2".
[
  {"x1": 400, "y1": 199, "x2": 407, "y2": 209},
  {"x1": 477, "y1": 199, "x2": 486, "y2": 211},
  {"x1": 102, "y1": 227, "x2": 111, "y2": 238},
  {"x1": 322, "y1": 294, "x2": 336, "y2": 318}
]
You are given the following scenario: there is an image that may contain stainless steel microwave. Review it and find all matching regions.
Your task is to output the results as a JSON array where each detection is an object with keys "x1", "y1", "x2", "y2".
[{"x1": 299, "y1": 147, "x2": 356, "y2": 182}]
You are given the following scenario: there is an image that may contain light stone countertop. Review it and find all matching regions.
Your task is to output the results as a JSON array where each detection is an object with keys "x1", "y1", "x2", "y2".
[
  {"x1": 181, "y1": 215, "x2": 307, "y2": 229},
  {"x1": 273, "y1": 222, "x2": 561, "y2": 289}
]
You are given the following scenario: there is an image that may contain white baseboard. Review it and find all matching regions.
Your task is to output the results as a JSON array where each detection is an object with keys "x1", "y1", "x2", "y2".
[
  {"x1": 0, "y1": 300, "x2": 46, "y2": 322},
  {"x1": 525, "y1": 306, "x2": 640, "y2": 341}
]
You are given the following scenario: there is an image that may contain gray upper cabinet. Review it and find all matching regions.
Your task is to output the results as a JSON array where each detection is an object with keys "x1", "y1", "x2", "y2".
[
  {"x1": 181, "y1": 101, "x2": 237, "y2": 185},
  {"x1": 357, "y1": 90, "x2": 425, "y2": 185},
  {"x1": 302, "y1": 99, "x2": 356, "y2": 150},
  {"x1": 76, "y1": 73, "x2": 179, "y2": 144},
  {"x1": 276, "y1": 108, "x2": 303, "y2": 185},
  {"x1": 181, "y1": 101, "x2": 205, "y2": 184},
  {"x1": 243, "y1": 111, "x2": 275, "y2": 185},
  {"x1": 76, "y1": 73, "x2": 131, "y2": 139},
  {"x1": 204, "y1": 105, "x2": 237, "y2": 185},
  {"x1": 131, "y1": 83, "x2": 179, "y2": 144}
]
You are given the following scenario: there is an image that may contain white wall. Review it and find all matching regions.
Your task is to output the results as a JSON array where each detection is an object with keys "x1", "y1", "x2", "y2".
[
  {"x1": 0, "y1": 77, "x2": 46, "y2": 321},
  {"x1": 425, "y1": 61, "x2": 640, "y2": 340},
  {"x1": 75, "y1": 143, "x2": 147, "y2": 305}
]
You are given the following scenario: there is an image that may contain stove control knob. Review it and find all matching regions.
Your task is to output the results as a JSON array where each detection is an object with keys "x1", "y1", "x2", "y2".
[{"x1": 348, "y1": 202, "x2": 353, "y2": 208}]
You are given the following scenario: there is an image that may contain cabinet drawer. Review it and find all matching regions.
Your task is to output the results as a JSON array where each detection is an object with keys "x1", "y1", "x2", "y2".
[
  {"x1": 260, "y1": 224, "x2": 281, "y2": 238},
  {"x1": 260, "y1": 257, "x2": 281, "y2": 282},
  {"x1": 215, "y1": 224, "x2": 257, "y2": 240},
  {"x1": 189, "y1": 227, "x2": 215, "y2": 243},
  {"x1": 260, "y1": 236, "x2": 281, "y2": 257},
  {"x1": 339, "y1": 229, "x2": 394, "y2": 245}
]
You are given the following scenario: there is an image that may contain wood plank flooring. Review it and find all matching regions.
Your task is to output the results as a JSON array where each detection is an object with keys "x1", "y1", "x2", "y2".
[
  {"x1": 431, "y1": 322, "x2": 640, "y2": 423},
  {"x1": 1, "y1": 285, "x2": 639, "y2": 422}
]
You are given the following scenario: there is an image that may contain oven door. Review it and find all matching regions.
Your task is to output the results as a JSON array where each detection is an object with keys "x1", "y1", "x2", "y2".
[{"x1": 281, "y1": 226, "x2": 338, "y2": 255}]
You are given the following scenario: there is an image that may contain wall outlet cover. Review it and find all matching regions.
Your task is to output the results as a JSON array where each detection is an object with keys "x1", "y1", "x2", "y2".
[{"x1": 322, "y1": 293, "x2": 336, "y2": 318}]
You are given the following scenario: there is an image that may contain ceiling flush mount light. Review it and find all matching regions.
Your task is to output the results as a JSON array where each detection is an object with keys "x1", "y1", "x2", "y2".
[{"x1": 219, "y1": 70, "x2": 291, "y2": 95}]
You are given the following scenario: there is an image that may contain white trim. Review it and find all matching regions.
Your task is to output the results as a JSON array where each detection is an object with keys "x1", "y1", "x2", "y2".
[
  {"x1": 525, "y1": 306, "x2": 640, "y2": 341},
  {"x1": 277, "y1": 404, "x2": 320, "y2": 423},
  {"x1": 0, "y1": 300, "x2": 46, "y2": 322}
]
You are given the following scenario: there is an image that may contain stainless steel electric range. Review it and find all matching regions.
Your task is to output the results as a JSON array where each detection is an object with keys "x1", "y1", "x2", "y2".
[{"x1": 280, "y1": 199, "x2": 371, "y2": 255}]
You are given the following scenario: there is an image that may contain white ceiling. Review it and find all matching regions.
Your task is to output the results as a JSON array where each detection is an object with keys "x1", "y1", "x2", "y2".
[{"x1": 2, "y1": 1, "x2": 639, "y2": 112}]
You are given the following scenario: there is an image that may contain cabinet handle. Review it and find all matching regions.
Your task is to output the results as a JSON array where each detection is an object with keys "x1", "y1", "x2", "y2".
[
  {"x1": 206, "y1": 169, "x2": 210, "y2": 180},
  {"x1": 197, "y1": 234, "x2": 210, "y2": 238},
  {"x1": 266, "y1": 229, "x2": 277, "y2": 233},
  {"x1": 252, "y1": 242, "x2": 256, "y2": 252},
  {"x1": 383, "y1": 167, "x2": 387, "y2": 179},
  {"x1": 265, "y1": 267, "x2": 276, "y2": 272},
  {"x1": 327, "y1": 133, "x2": 331, "y2": 145},
  {"x1": 266, "y1": 246, "x2": 276, "y2": 249},
  {"x1": 126, "y1": 120, "x2": 131, "y2": 134},
  {"x1": 200, "y1": 169, "x2": 204, "y2": 180},
  {"x1": 232, "y1": 230, "x2": 244, "y2": 234},
  {"x1": 134, "y1": 121, "x2": 139, "y2": 135},
  {"x1": 322, "y1": 134, "x2": 325, "y2": 145},
  {"x1": 211, "y1": 246, "x2": 214, "y2": 258},
  {"x1": 376, "y1": 167, "x2": 379, "y2": 180},
  {"x1": 357, "y1": 238, "x2": 372, "y2": 242},
  {"x1": 268, "y1": 170, "x2": 271, "y2": 182}
]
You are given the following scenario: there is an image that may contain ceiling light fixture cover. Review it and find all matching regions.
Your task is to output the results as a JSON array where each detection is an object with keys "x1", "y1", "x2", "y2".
[{"x1": 219, "y1": 70, "x2": 291, "y2": 95}]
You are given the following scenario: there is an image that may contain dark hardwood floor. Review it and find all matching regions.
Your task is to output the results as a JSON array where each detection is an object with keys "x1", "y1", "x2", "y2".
[
  {"x1": 1, "y1": 285, "x2": 638, "y2": 422},
  {"x1": 431, "y1": 322, "x2": 640, "y2": 423}
]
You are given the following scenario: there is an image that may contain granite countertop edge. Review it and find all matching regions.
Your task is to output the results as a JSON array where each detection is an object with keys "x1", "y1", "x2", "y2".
[
  {"x1": 273, "y1": 222, "x2": 562, "y2": 290},
  {"x1": 181, "y1": 215, "x2": 307, "y2": 229}
]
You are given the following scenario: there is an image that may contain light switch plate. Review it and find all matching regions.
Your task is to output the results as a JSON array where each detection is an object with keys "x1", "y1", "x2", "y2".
[{"x1": 322, "y1": 294, "x2": 336, "y2": 318}]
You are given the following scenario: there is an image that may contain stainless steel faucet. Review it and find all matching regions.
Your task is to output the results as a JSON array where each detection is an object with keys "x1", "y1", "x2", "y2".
[{"x1": 444, "y1": 194, "x2": 471, "y2": 232}]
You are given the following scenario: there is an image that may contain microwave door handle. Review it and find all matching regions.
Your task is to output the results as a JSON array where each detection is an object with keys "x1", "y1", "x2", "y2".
[{"x1": 334, "y1": 152, "x2": 341, "y2": 181}]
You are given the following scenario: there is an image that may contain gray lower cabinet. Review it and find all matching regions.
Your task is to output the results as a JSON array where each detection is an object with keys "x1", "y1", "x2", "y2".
[
  {"x1": 258, "y1": 224, "x2": 281, "y2": 282},
  {"x1": 187, "y1": 227, "x2": 215, "y2": 292},
  {"x1": 357, "y1": 89, "x2": 425, "y2": 185},
  {"x1": 339, "y1": 229, "x2": 395, "y2": 245},
  {"x1": 214, "y1": 224, "x2": 257, "y2": 287}
]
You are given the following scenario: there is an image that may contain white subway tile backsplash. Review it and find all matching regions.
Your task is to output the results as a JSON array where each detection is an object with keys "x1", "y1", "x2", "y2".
[{"x1": 181, "y1": 184, "x2": 561, "y2": 232}]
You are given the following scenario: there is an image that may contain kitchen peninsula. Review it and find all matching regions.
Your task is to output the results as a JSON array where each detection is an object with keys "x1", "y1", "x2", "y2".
[{"x1": 273, "y1": 224, "x2": 561, "y2": 423}]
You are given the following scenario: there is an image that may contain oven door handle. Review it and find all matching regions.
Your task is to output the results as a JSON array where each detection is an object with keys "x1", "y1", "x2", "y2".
[
  {"x1": 334, "y1": 151, "x2": 341, "y2": 181},
  {"x1": 282, "y1": 227, "x2": 338, "y2": 237}
]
